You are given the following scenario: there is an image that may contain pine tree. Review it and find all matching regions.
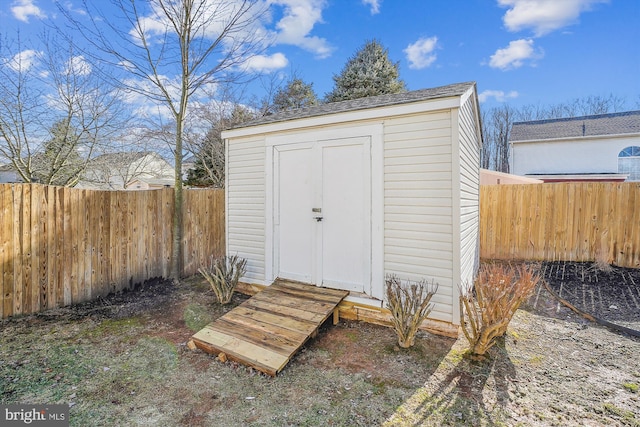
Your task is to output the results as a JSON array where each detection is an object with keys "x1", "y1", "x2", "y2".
[
  {"x1": 185, "y1": 105, "x2": 255, "y2": 188},
  {"x1": 272, "y1": 78, "x2": 319, "y2": 112},
  {"x1": 34, "y1": 119, "x2": 85, "y2": 186},
  {"x1": 325, "y1": 40, "x2": 406, "y2": 102}
]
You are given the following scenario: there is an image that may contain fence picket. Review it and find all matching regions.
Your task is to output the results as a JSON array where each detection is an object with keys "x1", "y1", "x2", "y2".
[
  {"x1": 0, "y1": 184, "x2": 224, "y2": 318},
  {"x1": 480, "y1": 182, "x2": 640, "y2": 268}
]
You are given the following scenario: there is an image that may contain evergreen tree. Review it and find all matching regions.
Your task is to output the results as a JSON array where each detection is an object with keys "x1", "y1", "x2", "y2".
[
  {"x1": 34, "y1": 119, "x2": 85, "y2": 186},
  {"x1": 325, "y1": 40, "x2": 406, "y2": 102},
  {"x1": 272, "y1": 77, "x2": 319, "y2": 112},
  {"x1": 185, "y1": 105, "x2": 255, "y2": 188}
]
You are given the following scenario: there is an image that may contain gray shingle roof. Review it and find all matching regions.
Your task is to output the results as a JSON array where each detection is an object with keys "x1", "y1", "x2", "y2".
[
  {"x1": 510, "y1": 110, "x2": 640, "y2": 142},
  {"x1": 231, "y1": 81, "x2": 476, "y2": 129},
  {"x1": 92, "y1": 151, "x2": 154, "y2": 163}
]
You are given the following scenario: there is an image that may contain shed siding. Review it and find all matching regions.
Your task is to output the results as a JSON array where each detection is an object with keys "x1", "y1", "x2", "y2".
[
  {"x1": 227, "y1": 135, "x2": 266, "y2": 282},
  {"x1": 457, "y1": 96, "x2": 480, "y2": 296},
  {"x1": 383, "y1": 111, "x2": 454, "y2": 323}
]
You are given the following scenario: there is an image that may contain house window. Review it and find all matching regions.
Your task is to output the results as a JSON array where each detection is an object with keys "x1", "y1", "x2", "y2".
[{"x1": 618, "y1": 146, "x2": 640, "y2": 181}]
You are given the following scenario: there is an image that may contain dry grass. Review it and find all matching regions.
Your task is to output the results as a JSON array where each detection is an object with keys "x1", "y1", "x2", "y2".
[{"x1": 1, "y1": 264, "x2": 639, "y2": 426}]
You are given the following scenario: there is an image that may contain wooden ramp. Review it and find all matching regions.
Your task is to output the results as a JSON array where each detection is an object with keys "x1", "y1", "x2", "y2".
[{"x1": 190, "y1": 280, "x2": 349, "y2": 376}]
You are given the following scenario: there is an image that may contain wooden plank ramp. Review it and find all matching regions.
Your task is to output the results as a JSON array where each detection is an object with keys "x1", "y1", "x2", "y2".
[{"x1": 190, "y1": 279, "x2": 349, "y2": 376}]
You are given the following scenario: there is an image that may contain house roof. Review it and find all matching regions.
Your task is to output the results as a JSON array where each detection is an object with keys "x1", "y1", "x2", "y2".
[
  {"x1": 92, "y1": 151, "x2": 157, "y2": 163},
  {"x1": 230, "y1": 81, "x2": 477, "y2": 130},
  {"x1": 510, "y1": 110, "x2": 640, "y2": 142}
]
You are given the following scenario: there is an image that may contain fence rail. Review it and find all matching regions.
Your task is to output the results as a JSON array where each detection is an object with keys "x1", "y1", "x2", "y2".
[
  {"x1": 480, "y1": 182, "x2": 640, "y2": 268},
  {"x1": 1, "y1": 184, "x2": 224, "y2": 318},
  {"x1": 4, "y1": 182, "x2": 638, "y2": 319}
]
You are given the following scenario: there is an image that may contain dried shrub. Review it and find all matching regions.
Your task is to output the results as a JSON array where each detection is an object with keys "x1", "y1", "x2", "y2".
[
  {"x1": 459, "y1": 264, "x2": 540, "y2": 359},
  {"x1": 199, "y1": 255, "x2": 247, "y2": 304},
  {"x1": 385, "y1": 274, "x2": 438, "y2": 348},
  {"x1": 594, "y1": 229, "x2": 613, "y2": 272}
]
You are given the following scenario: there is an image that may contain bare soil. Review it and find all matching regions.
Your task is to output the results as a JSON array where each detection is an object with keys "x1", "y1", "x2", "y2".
[{"x1": 1, "y1": 262, "x2": 639, "y2": 426}]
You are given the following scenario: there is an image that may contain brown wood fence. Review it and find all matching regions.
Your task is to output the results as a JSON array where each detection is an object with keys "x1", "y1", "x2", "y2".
[
  {"x1": 480, "y1": 182, "x2": 640, "y2": 268},
  {"x1": 0, "y1": 184, "x2": 225, "y2": 318}
]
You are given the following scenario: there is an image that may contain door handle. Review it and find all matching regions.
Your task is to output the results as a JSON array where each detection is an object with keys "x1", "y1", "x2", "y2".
[{"x1": 314, "y1": 216, "x2": 323, "y2": 222}]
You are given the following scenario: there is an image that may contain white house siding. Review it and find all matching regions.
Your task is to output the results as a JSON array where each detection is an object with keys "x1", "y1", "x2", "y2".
[
  {"x1": 383, "y1": 110, "x2": 455, "y2": 323},
  {"x1": 455, "y1": 95, "x2": 481, "y2": 324},
  {"x1": 226, "y1": 135, "x2": 266, "y2": 283},
  {"x1": 511, "y1": 134, "x2": 640, "y2": 176}
]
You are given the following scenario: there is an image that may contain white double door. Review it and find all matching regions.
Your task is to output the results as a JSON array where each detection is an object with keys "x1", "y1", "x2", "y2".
[{"x1": 274, "y1": 136, "x2": 371, "y2": 293}]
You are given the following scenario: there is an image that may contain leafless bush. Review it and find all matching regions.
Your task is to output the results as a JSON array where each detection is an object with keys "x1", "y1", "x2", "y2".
[
  {"x1": 459, "y1": 264, "x2": 541, "y2": 359},
  {"x1": 386, "y1": 274, "x2": 438, "y2": 348},
  {"x1": 594, "y1": 229, "x2": 613, "y2": 272},
  {"x1": 199, "y1": 255, "x2": 247, "y2": 304}
]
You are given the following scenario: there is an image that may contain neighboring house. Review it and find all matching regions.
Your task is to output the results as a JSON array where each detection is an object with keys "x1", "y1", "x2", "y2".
[
  {"x1": 510, "y1": 110, "x2": 640, "y2": 182},
  {"x1": 480, "y1": 168, "x2": 542, "y2": 185},
  {"x1": 221, "y1": 81, "x2": 482, "y2": 336},
  {"x1": 0, "y1": 163, "x2": 21, "y2": 183},
  {"x1": 78, "y1": 151, "x2": 174, "y2": 190}
]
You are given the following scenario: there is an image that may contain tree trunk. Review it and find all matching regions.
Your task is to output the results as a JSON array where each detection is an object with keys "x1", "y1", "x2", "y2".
[{"x1": 171, "y1": 113, "x2": 185, "y2": 280}]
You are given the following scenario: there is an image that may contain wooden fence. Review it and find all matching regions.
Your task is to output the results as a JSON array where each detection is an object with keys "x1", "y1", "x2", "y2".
[
  {"x1": 480, "y1": 182, "x2": 640, "y2": 268},
  {"x1": 0, "y1": 184, "x2": 225, "y2": 318}
]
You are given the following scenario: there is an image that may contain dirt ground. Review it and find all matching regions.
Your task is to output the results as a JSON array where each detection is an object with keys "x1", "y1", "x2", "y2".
[{"x1": 1, "y1": 262, "x2": 639, "y2": 426}]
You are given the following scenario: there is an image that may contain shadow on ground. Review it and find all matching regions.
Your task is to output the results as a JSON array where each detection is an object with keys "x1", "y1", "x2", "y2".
[{"x1": 384, "y1": 337, "x2": 517, "y2": 426}]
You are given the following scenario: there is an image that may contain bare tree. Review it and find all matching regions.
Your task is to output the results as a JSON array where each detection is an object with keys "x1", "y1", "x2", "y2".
[
  {"x1": 480, "y1": 109, "x2": 492, "y2": 170},
  {"x1": 61, "y1": 0, "x2": 270, "y2": 278},
  {"x1": 0, "y1": 34, "x2": 126, "y2": 185},
  {"x1": 482, "y1": 104, "x2": 516, "y2": 172}
]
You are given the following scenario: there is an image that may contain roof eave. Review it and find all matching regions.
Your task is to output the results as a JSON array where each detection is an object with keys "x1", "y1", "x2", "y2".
[
  {"x1": 510, "y1": 132, "x2": 640, "y2": 144},
  {"x1": 222, "y1": 95, "x2": 463, "y2": 139},
  {"x1": 527, "y1": 173, "x2": 630, "y2": 180}
]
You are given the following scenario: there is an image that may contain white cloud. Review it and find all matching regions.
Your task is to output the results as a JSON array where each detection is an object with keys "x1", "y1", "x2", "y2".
[
  {"x1": 489, "y1": 38, "x2": 542, "y2": 70},
  {"x1": 478, "y1": 89, "x2": 519, "y2": 103},
  {"x1": 11, "y1": 0, "x2": 46, "y2": 22},
  {"x1": 498, "y1": 0, "x2": 608, "y2": 36},
  {"x1": 130, "y1": 0, "x2": 270, "y2": 50},
  {"x1": 362, "y1": 0, "x2": 381, "y2": 15},
  {"x1": 118, "y1": 74, "x2": 218, "y2": 121},
  {"x1": 404, "y1": 36, "x2": 438, "y2": 70},
  {"x1": 119, "y1": 76, "x2": 180, "y2": 120},
  {"x1": 5, "y1": 49, "x2": 40, "y2": 72},
  {"x1": 128, "y1": 1, "x2": 332, "y2": 60},
  {"x1": 271, "y1": 0, "x2": 333, "y2": 58},
  {"x1": 242, "y1": 52, "x2": 289, "y2": 73},
  {"x1": 65, "y1": 55, "x2": 92, "y2": 76},
  {"x1": 62, "y1": 1, "x2": 87, "y2": 16}
]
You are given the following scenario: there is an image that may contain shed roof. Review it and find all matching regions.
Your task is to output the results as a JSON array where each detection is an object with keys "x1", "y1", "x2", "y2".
[
  {"x1": 231, "y1": 81, "x2": 476, "y2": 130},
  {"x1": 510, "y1": 110, "x2": 640, "y2": 142}
]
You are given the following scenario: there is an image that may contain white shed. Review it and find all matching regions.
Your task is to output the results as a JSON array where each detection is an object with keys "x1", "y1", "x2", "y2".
[{"x1": 222, "y1": 82, "x2": 482, "y2": 336}]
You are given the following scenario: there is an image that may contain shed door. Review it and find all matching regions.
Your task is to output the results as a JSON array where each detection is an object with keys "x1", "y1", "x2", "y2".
[{"x1": 275, "y1": 137, "x2": 371, "y2": 293}]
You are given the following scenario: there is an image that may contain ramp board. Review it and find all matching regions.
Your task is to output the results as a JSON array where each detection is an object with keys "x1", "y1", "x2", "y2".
[{"x1": 191, "y1": 280, "x2": 349, "y2": 376}]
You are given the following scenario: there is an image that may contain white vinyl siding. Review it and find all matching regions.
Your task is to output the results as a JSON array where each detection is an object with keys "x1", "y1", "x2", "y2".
[
  {"x1": 226, "y1": 135, "x2": 266, "y2": 282},
  {"x1": 511, "y1": 134, "x2": 640, "y2": 177},
  {"x1": 383, "y1": 111, "x2": 454, "y2": 323},
  {"x1": 223, "y1": 84, "x2": 482, "y2": 332},
  {"x1": 457, "y1": 96, "x2": 481, "y2": 300}
]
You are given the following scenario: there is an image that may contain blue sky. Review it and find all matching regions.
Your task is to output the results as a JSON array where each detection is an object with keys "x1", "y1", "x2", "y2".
[{"x1": 2, "y1": 0, "x2": 639, "y2": 111}]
